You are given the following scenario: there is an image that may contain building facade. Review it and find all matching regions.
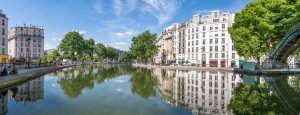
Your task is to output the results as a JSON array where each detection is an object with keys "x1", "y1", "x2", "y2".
[
  {"x1": 8, "y1": 24, "x2": 44, "y2": 59},
  {"x1": 155, "y1": 10, "x2": 240, "y2": 67},
  {"x1": 0, "y1": 10, "x2": 9, "y2": 63}
]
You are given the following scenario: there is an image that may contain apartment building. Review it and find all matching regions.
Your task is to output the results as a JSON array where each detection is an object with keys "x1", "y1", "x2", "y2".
[
  {"x1": 154, "y1": 23, "x2": 181, "y2": 65},
  {"x1": 155, "y1": 10, "x2": 240, "y2": 67},
  {"x1": 0, "y1": 10, "x2": 9, "y2": 63},
  {"x1": 8, "y1": 24, "x2": 44, "y2": 59}
]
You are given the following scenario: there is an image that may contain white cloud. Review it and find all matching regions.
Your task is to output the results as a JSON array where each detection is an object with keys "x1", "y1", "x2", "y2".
[
  {"x1": 114, "y1": 30, "x2": 134, "y2": 37},
  {"x1": 78, "y1": 30, "x2": 87, "y2": 35},
  {"x1": 112, "y1": 0, "x2": 137, "y2": 16},
  {"x1": 45, "y1": 43, "x2": 56, "y2": 50},
  {"x1": 94, "y1": 1, "x2": 103, "y2": 14},
  {"x1": 142, "y1": 0, "x2": 185, "y2": 25}
]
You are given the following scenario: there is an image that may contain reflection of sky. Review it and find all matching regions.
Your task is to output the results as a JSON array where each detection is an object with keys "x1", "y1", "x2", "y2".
[{"x1": 6, "y1": 71, "x2": 192, "y2": 115}]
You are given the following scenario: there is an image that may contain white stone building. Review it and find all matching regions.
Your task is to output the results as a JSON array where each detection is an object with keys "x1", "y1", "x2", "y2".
[
  {"x1": 155, "y1": 10, "x2": 240, "y2": 67},
  {"x1": 8, "y1": 24, "x2": 44, "y2": 59}
]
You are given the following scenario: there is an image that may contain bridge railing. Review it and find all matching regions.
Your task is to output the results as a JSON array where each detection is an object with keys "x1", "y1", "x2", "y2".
[{"x1": 261, "y1": 23, "x2": 300, "y2": 69}]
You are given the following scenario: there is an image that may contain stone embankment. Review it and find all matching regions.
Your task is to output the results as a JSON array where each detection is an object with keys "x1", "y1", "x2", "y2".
[{"x1": 0, "y1": 65, "x2": 76, "y2": 89}]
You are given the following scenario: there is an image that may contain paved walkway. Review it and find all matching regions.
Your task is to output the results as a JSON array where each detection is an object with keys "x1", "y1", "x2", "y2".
[{"x1": 0, "y1": 65, "x2": 75, "y2": 89}]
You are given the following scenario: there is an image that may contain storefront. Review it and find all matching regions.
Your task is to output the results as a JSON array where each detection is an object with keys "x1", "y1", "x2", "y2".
[
  {"x1": 221, "y1": 60, "x2": 226, "y2": 67},
  {"x1": 0, "y1": 54, "x2": 9, "y2": 64},
  {"x1": 209, "y1": 60, "x2": 218, "y2": 67}
]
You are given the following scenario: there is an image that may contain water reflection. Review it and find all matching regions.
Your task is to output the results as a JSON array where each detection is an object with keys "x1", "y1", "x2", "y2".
[
  {"x1": 10, "y1": 77, "x2": 44, "y2": 102},
  {"x1": 1, "y1": 65, "x2": 300, "y2": 115},
  {"x1": 154, "y1": 69, "x2": 243, "y2": 114},
  {"x1": 0, "y1": 90, "x2": 8, "y2": 115},
  {"x1": 54, "y1": 65, "x2": 158, "y2": 99}
]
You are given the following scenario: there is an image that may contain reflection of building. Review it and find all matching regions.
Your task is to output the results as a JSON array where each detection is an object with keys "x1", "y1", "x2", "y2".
[
  {"x1": 0, "y1": 90, "x2": 8, "y2": 115},
  {"x1": 11, "y1": 77, "x2": 44, "y2": 102},
  {"x1": 155, "y1": 69, "x2": 243, "y2": 114},
  {"x1": 8, "y1": 24, "x2": 44, "y2": 59}
]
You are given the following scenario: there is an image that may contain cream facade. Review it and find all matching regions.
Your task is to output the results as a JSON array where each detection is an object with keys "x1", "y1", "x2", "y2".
[
  {"x1": 155, "y1": 10, "x2": 240, "y2": 67},
  {"x1": 0, "y1": 10, "x2": 8, "y2": 55},
  {"x1": 8, "y1": 24, "x2": 44, "y2": 59}
]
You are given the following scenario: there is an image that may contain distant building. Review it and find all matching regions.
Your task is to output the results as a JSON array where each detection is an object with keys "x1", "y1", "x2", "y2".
[
  {"x1": 155, "y1": 10, "x2": 240, "y2": 67},
  {"x1": 45, "y1": 48, "x2": 56, "y2": 55},
  {"x1": 0, "y1": 10, "x2": 9, "y2": 63},
  {"x1": 8, "y1": 24, "x2": 44, "y2": 59}
]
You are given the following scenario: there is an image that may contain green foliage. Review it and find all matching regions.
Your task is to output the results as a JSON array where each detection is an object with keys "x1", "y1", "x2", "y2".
[
  {"x1": 85, "y1": 38, "x2": 95, "y2": 61},
  {"x1": 45, "y1": 50, "x2": 60, "y2": 63},
  {"x1": 228, "y1": 83, "x2": 284, "y2": 115},
  {"x1": 58, "y1": 31, "x2": 86, "y2": 61},
  {"x1": 129, "y1": 30, "x2": 158, "y2": 63},
  {"x1": 130, "y1": 68, "x2": 158, "y2": 100},
  {"x1": 229, "y1": 0, "x2": 300, "y2": 64}
]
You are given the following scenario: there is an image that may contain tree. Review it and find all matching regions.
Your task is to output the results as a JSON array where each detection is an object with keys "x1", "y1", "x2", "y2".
[
  {"x1": 45, "y1": 50, "x2": 60, "y2": 63},
  {"x1": 58, "y1": 31, "x2": 86, "y2": 61},
  {"x1": 229, "y1": 0, "x2": 300, "y2": 65},
  {"x1": 85, "y1": 38, "x2": 95, "y2": 61},
  {"x1": 129, "y1": 30, "x2": 158, "y2": 63},
  {"x1": 95, "y1": 43, "x2": 107, "y2": 62},
  {"x1": 106, "y1": 47, "x2": 118, "y2": 61}
]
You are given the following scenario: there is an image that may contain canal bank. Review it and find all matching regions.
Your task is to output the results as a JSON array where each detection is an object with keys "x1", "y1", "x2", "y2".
[
  {"x1": 132, "y1": 64, "x2": 300, "y2": 75},
  {"x1": 0, "y1": 65, "x2": 76, "y2": 89}
]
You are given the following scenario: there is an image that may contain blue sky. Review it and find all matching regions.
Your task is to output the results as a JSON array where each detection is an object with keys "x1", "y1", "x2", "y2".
[{"x1": 0, "y1": 0, "x2": 251, "y2": 50}]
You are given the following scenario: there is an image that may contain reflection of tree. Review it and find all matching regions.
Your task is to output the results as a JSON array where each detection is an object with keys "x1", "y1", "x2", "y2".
[
  {"x1": 130, "y1": 68, "x2": 158, "y2": 100},
  {"x1": 57, "y1": 65, "x2": 158, "y2": 100},
  {"x1": 58, "y1": 66, "x2": 95, "y2": 99},
  {"x1": 228, "y1": 83, "x2": 285, "y2": 115},
  {"x1": 289, "y1": 77, "x2": 300, "y2": 93}
]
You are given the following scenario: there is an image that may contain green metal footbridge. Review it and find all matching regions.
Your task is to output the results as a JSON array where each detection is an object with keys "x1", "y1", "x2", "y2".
[{"x1": 262, "y1": 23, "x2": 300, "y2": 69}]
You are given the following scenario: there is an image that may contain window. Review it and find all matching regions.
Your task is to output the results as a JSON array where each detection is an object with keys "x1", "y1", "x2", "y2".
[
  {"x1": 222, "y1": 45, "x2": 225, "y2": 51},
  {"x1": 192, "y1": 34, "x2": 194, "y2": 39},
  {"x1": 196, "y1": 27, "x2": 199, "y2": 32},
  {"x1": 223, "y1": 18, "x2": 227, "y2": 22},
  {"x1": 203, "y1": 26, "x2": 206, "y2": 31},
  {"x1": 188, "y1": 29, "x2": 190, "y2": 34},
  {"x1": 222, "y1": 53, "x2": 225, "y2": 58},
  {"x1": 210, "y1": 53, "x2": 213, "y2": 58},
  {"x1": 210, "y1": 27, "x2": 213, "y2": 30},
  {"x1": 215, "y1": 27, "x2": 218, "y2": 30},
  {"x1": 188, "y1": 48, "x2": 190, "y2": 53},
  {"x1": 222, "y1": 33, "x2": 225, "y2": 37},
  {"x1": 196, "y1": 47, "x2": 198, "y2": 52},
  {"x1": 203, "y1": 39, "x2": 206, "y2": 45},
  {"x1": 222, "y1": 24, "x2": 225, "y2": 29},
  {"x1": 1, "y1": 48, "x2": 4, "y2": 54},
  {"x1": 196, "y1": 40, "x2": 198, "y2": 45},
  {"x1": 215, "y1": 53, "x2": 218, "y2": 58},
  {"x1": 1, "y1": 38, "x2": 4, "y2": 46},
  {"x1": 209, "y1": 39, "x2": 213, "y2": 44},
  {"x1": 26, "y1": 48, "x2": 29, "y2": 52},
  {"x1": 2, "y1": 19, "x2": 4, "y2": 26},
  {"x1": 215, "y1": 46, "x2": 218, "y2": 51},
  {"x1": 202, "y1": 32, "x2": 206, "y2": 38},
  {"x1": 192, "y1": 48, "x2": 194, "y2": 52},
  {"x1": 2, "y1": 28, "x2": 4, "y2": 35},
  {"x1": 222, "y1": 38, "x2": 225, "y2": 44},
  {"x1": 196, "y1": 34, "x2": 198, "y2": 39},
  {"x1": 188, "y1": 35, "x2": 190, "y2": 40},
  {"x1": 213, "y1": 19, "x2": 219, "y2": 22},
  {"x1": 21, "y1": 48, "x2": 23, "y2": 52},
  {"x1": 232, "y1": 45, "x2": 235, "y2": 51},
  {"x1": 192, "y1": 28, "x2": 194, "y2": 33},
  {"x1": 232, "y1": 53, "x2": 235, "y2": 59},
  {"x1": 210, "y1": 46, "x2": 213, "y2": 51},
  {"x1": 215, "y1": 34, "x2": 218, "y2": 37},
  {"x1": 215, "y1": 38, "x2": 218, "y2": 44},
  {"x1": 192, "y1": 41, "x2": 194, "y2": 46},
  {"x1": 188, "y1": 42, "x2": 190, "y2": 46},
  {"x1": 202, "y1": 46, "x2": 205, "y2": 52}
]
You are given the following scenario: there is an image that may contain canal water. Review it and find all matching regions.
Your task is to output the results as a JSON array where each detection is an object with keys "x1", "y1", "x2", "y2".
[{"x1": 0, "y1": 65, "x2": 299, "y2": 115}]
